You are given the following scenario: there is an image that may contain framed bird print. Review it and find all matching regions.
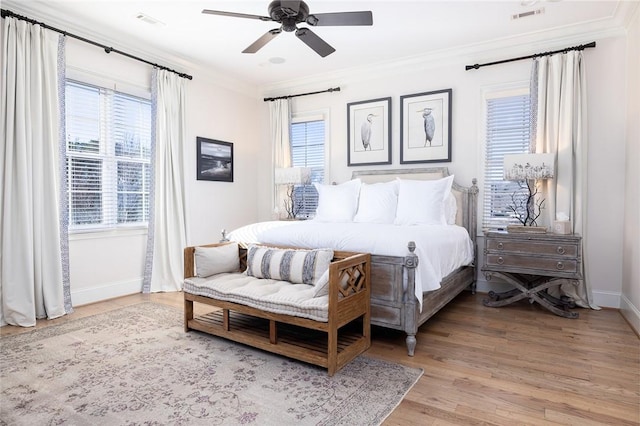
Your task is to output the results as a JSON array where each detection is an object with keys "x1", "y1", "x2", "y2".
[
  {"x1": 400, "y1": 88, "x2": 452, "y2": 164},
  {"x1": 347, "y1": 97, "x2": 391, "y2": 166}
]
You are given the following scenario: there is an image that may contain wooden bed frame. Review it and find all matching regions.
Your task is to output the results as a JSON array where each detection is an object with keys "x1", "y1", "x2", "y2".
[{"x1": 350, "y1": 167, "x2": 478, "y2": 356}]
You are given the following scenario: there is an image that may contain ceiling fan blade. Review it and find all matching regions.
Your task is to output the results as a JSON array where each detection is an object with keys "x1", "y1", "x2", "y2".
[
  {"x1": 242, "y1": 29, "x2": 282, "y2": 53},
  {"x1": 280, "y1": 1, "x2": 301, "y2": 15},
  {"x1": 307, "y1": 11, "x2": 373, "y2": 26},
  {"x1": 202, "y1": 9, "x2": 272, "y2": 22},
  {"x1": 295, "y1": 27, "x2": 335, "y2": 57}
]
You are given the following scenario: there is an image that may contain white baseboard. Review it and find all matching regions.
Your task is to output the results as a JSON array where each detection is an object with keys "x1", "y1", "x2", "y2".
[
  {"x1": 620, "y1": 294, "x2": 640, "y2": 336},
  {"x1": 70, "y1": 279, "x2": 142, "y2": 307},
  {"x1": 591, "y1": 290, "x2": 621, "y2": 309}
]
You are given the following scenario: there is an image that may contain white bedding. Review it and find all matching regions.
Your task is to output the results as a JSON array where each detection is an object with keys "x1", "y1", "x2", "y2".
[{"x1": 228, "y1": 220, "x2": 474, "y2": 310}]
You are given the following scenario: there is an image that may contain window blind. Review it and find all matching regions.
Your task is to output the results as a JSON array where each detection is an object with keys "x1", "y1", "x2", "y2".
[
  {"x1": 65, "y1": 80, "x2": 151, "y2": 230},
  {"x1": 291, "y1": 119, "x2": 325, "y2": 218},
  {"x1": 483, "y1": 93, "x2": 531, "y2": 231}
]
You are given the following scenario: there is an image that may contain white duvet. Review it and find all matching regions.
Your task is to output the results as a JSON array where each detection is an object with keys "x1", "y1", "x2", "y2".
[{"x1": 228, "y1": 221, "x2": 474, "y2": 310}]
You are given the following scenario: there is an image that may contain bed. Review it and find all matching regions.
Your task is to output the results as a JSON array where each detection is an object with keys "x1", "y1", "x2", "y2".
[{"x1": 227, "y1": 167, "x2": 478, "y2": 355}]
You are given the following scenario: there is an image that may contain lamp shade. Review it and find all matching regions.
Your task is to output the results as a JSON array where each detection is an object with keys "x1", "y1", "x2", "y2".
[
  {"x1": 274, "y1": 167, "x2": 312, "y2": 185},
  {"x1": 504, "y1": 153, "x2": 555, "y2": 180}
]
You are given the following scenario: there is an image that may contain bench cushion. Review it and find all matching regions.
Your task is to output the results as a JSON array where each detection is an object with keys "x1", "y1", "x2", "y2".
[{"x1": 183, "y1": 272, "x2": 329, "y2": 322}]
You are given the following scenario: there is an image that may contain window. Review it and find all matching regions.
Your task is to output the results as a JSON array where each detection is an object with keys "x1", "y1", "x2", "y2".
[
  {"x1": 290, "y1": 118, "x2": 325, "y2": 218},
  {"x1": 483, "y1": 90, "x2": 531, "y2": 231},
  {"x1": 65, "y1": 80, "x2": 151, "y2": 231}
]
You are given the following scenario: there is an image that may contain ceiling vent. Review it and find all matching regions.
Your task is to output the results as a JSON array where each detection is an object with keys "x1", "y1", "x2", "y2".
[
  {"x1": 136, "y1": 13, "x2": 165, "y2": 26},
  {"x1": 512, "y1": 8, "x2": 545, "y2": 20}
]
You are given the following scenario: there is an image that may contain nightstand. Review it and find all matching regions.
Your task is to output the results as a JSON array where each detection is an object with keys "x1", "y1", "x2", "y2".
[{"x1": 482, "y1": 231, "x2": 582, "y2": 318}]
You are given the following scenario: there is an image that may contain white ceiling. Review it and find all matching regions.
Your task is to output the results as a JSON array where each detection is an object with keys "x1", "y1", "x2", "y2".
[{"x1": 2, "y1": 1, "x2": 635, "y2": 89}]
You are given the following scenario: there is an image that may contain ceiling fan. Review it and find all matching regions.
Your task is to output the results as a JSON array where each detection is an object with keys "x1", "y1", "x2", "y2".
[{"x1": 202, "y1": 1, "x2": 373, "y2": 57}]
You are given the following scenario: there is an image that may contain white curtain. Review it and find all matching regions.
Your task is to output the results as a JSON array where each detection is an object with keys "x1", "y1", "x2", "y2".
[
  {"x1": 530, "y1": 51, "x2": 597, "y2": 309},
  {"x1": 269, "y1": 99, "x2": 291, "y2": 217},
  {"x1": 0, "y1": 17, "x2": 67, "y2": 326},
  {"x1": 142, "y1": 69, "x2": 187, "y2": 293}
]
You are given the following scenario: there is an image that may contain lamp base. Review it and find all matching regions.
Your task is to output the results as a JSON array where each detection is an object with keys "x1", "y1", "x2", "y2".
[{"x1": 507, "y1": 225, "x2": 548, "y2": 234}]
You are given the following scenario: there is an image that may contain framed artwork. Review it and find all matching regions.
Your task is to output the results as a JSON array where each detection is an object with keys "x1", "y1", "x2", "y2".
[
  {"x1": 347, "y1": 97, "x2": 392, "y2": 166},
  {"x1": 196, "y1": 137, "x2": 234, "y2": 182},
  {"x1": 400, "y1": 88, "x2": 452, "y2": 164}
]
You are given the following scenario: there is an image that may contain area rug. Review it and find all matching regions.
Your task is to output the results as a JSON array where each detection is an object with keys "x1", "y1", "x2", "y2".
[{"x1": 0, "y1": 302, "x2": 422, "y2": 425}]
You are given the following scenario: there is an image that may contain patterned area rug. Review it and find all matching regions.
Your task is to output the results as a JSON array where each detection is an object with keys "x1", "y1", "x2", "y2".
[{"x1": 0, "y1": 302, "x2": 422, "y2": 425}]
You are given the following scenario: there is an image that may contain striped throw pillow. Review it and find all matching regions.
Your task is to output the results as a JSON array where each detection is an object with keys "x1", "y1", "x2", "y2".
[{"x1": 246, "y1": 245, "x2": 333, "y2": 285}]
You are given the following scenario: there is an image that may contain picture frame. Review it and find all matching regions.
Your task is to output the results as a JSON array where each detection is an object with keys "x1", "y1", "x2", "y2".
[
  {"x1": 196, "y1": 137, "x2": 234, "y2": 182},
  {"x1": 400, "y1": 88, "x2": 452, "y2": 164},
  {"x1": 347, "y1": 97, "x2": 392, "y2": 166}
]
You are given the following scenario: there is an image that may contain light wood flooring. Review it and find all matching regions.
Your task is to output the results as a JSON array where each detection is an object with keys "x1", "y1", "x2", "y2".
[{"x1": 2, "y1": 291, "x2": 639, "y2": 425}]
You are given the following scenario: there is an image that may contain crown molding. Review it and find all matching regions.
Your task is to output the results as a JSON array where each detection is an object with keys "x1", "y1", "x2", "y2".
[
  {"x1": 1, "y1": 0, "x2": 260, "y2": 99},
  {"x1": 262, "y1": 9, "x2": 631, "y2": 95}
]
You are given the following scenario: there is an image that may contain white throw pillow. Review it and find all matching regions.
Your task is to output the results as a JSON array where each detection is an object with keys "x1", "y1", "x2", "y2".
[
  {"x1": 353, "y1": 181, "x2": 398, "y2": 224},
  {"x1": 313, "y1": 179, "x2": 362, "y2": 222},
  {"x1": 312, "y1": 269, "x2": 330, "y2": 297},
  {"x1": 394, "y1": 175, "x2": 454, "y2": 226},
  {"x1": 444, "y1": 192, "x2": 457, "y2": 225},
  {"x1": 246, "y1": 245, "x2": 334, "y2": 285},
  {"x1": 195, "y1": 242, "x2": 240, "y2": 277}
]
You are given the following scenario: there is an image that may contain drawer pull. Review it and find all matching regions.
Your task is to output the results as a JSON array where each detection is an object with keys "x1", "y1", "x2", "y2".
[
  {"x1": 497, "y1": 242, "x2": 504, "y2": 250},
  {"x1": 557, "y1": 262, "x2": 565, "y2": 270},
  {"x1": 497, "y1": 257, "x2": 504, "y2": 265},
  {"x1": 557, "y1": 246, "x2": 565, "y2": 255}
]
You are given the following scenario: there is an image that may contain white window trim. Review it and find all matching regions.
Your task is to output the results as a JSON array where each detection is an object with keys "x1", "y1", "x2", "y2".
[
  {"x1": 478, "y1": 82, "x2": 530, "y2": 236},
  {"x1": 65, "y1": 79, "x2": 152, "y2": 234},
  {"x1": 292, "y1": 108, "x2": 330, "y2": 183},
  {"x1": 66, "y1": 65, "x2": 151, "y2": 100}
]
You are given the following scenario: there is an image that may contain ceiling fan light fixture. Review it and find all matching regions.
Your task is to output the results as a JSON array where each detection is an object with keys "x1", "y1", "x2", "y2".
[{"x1": 202, "y1": 1, "x2": 372, "y2": 57}]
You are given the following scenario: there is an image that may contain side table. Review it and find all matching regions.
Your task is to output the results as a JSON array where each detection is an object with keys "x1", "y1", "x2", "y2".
[{"x1": 482, "y1": 231, "x2": 582, "y2": 319}]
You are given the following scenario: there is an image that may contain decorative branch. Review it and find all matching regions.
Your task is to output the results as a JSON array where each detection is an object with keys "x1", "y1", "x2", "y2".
[
  {"x1": 507, "y1": 180, "x2": 546, "y2": 226},
  {"x1": 283, "y1": 184, "x2": 303, "y2": 219}
]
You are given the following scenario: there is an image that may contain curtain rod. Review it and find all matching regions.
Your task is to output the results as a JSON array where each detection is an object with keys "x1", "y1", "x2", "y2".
[
  {"x1": 1, "y1": 8, "x2": 193, "y2": 80},
  {"x1": 465, "y1": 41, "x2": 596, "y2": 71},
  {"x1": 264, "y1": 87, "x2": 340, "y2": 102}
]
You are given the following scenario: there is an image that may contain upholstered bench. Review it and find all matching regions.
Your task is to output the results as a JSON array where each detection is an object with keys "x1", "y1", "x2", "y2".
[{"x1": 183, "y1": 242, "x2": 371, "y2": 376}]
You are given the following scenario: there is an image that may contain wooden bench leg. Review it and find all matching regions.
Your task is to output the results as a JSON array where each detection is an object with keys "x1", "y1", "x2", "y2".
[
  {"x1": 328, "y1": 327, "x2": 337, "y2": 376},
  {"x1": 223, "y1": 309, "x2": 230, "y2": 331},
  {"x1": 269, "y1": 320, "x2": 277, "y2": 344},
  {"x1": 184, "y1": 297, "x2": 194, "y2": 332}
]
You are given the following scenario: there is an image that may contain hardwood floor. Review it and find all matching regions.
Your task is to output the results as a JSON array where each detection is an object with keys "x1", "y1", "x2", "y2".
[{"x1": 2, "y1": 291, "x2": 638, "y2": 425}]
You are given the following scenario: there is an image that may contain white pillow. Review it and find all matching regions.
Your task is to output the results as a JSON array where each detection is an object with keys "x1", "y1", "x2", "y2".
[
  {"x1": 312, "y1": 269, "x2": 330, "y2": 297},
  {"x1": 354, "y1": 181, "x2": 398, "y2": 224},
  {"x1": 313, "y1": 179, "x2": 361, "y2": 222},
  {"x1": 195, "y1": 242, "x2": 240, "y2": 277},
  {"x1": 246, "y1": 245, "x2": 334, "y2": 285},
  {"x1": 394, "y1": 175, "x2": 454, "y2": 226},
  {"x1": 444, "y1": 192, "x2": 457, "y2": 225}
]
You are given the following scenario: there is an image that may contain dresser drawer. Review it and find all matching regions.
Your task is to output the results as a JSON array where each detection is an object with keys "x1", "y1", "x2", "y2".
[
  {"x1": 486, "y1": 239, "x2": 578, "y2": 257},
  {"x1": 486, "y1": 254, "x2": 578, "y2": 274}
]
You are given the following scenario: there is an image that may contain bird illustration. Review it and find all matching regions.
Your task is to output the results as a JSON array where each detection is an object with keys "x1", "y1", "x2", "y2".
[
  {"x1": 361, "y1": 113, "x2": 377, "y2": 150},
  {"x1": 418, "y1": 108, "x2": 435, "y2": 147}
]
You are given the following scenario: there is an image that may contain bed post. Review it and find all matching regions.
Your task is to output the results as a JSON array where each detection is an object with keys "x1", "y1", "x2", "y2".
[
  {"x1": 469, "y1": 178, "x2": 479, "y2": 293},
  {"x1": 403, "y1": 241, "x2": 419, "y2": 356}
]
